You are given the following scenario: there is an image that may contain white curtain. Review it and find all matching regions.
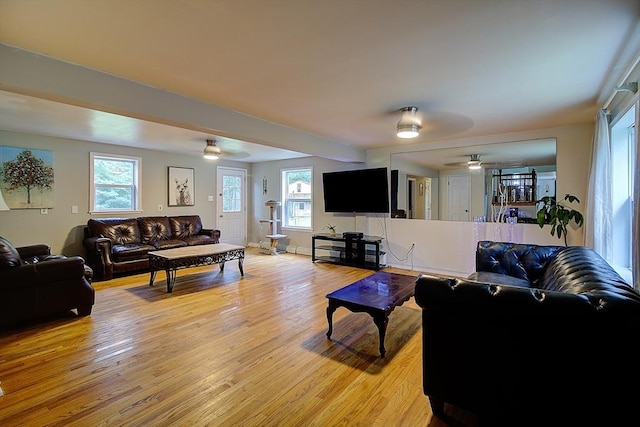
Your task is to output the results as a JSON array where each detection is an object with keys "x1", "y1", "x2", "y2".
[{"x1": 584, "y1": 109, "x2": 613, "y2": 261}]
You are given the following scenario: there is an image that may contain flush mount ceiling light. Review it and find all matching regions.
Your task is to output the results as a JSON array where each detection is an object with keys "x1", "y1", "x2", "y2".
[
  {"x1": 396, "y1": 106, "x2": 421, "y2": 139},
  {"x1": 468, "y1": 154, "x2": 482, "y2": 170},
  {"x1": 203, "y1": 139, "x2": 221, "y2": 160}
]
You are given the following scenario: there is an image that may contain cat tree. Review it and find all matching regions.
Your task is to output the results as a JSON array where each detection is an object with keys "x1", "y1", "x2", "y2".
[{"x1": 259, "y1": 200, "x2": 287, "y2": 255}]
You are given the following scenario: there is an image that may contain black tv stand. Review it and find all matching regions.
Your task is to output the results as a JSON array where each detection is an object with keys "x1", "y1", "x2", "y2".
[
  {"x1": 312, "y1": 233, "x2": 384, "y2": 270},
  {"x1": 342, "y1": 231, "x2": 364, "y2": 239}
]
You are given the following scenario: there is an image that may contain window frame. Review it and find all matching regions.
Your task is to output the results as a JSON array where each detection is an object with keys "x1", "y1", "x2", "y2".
[
  {"x1": 281, "y1": 167, "x2": 313, "y2": 231},
  {"x1": 90, "y1": 152, "x2": 142, "y2": 214},
  {"x1": 609, "y1": 101, "x2": 636, "y2": 282}
]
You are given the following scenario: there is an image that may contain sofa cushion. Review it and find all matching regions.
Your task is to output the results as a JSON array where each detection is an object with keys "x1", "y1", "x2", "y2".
[
  {"x1": 181, "y1": 235, "x2": 216, "y2": 246},
  {"x1": 169, "y1": 215, "x2": 203, "y2": 239},
  {"x1": 538, "y1": 246, "x2": 636, "y2": 298},
  {"x1": 138, "y1": 216, "x2": 173, "y2": 244},
  {"x1": 88, "y1": 218, "x2": 142, "y2": 245},
  {"x1": 153, "y1": 239, "x2": 188, "y2": 250},
  {"x1": 476, "y1": 241, "x2": 563, "y2": 285},
  {"x1": 111, "y1": 243, "x2": 157, "y2": 262},
  {"x1": 467, "y1": 271, "x2": 531, "y2": 288},
  {"x1": 0, "y1": 236, "x2": 22, "y2": 269}
]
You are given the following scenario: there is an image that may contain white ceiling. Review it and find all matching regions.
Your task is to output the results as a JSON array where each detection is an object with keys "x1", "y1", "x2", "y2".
[
  {"x1": 0, "y1": 90, "x2": 309, "y2": 163},
  {"x1": 0, "y1": 0, "x2": 638, "y2": 164}
]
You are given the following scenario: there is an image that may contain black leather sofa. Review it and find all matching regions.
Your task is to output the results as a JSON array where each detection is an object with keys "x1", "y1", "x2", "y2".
[
  {"x1": 83, "y1": 215, "x2": 220, "y2": 281},
  {"x1": 1, "y1": 236, "x2": 95, "y2": 328},
  {"x1": 415, "y1": 241, "x2": 640, "y2": 426}
]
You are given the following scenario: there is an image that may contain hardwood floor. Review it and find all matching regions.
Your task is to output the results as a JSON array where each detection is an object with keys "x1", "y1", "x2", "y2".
[{"x1": 0, "y1": 248, "x2": 478, "y2": 427}]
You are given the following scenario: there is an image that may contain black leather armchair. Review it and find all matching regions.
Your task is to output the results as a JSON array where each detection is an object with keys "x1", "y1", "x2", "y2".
[
  {"x1": 414, "y1": 241, "x2": 640, "y2": 426},
  {"x1": 0, "y1": 236, "x2": 95, "y2": 328}
]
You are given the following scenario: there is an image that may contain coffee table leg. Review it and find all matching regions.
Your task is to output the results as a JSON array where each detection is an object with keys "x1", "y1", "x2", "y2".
[
  {"x1": 149, "y1": 269, "x2": 157, "y2": 286},
  {"x1": 326, "y1": 301, "x2": 337, "y2": 339},
  {"x1": 220, "y1": 261, "x2": 225, "y2": 272},
  {"x1": 166, "y1": 269, "x2": 177, "y2": 293},
  {"x1": 238, "y1": 258, "x2": 244, "y2": 276},
  {"x1": 373, "y1": 314, "x2": 389, "y2": 357}
]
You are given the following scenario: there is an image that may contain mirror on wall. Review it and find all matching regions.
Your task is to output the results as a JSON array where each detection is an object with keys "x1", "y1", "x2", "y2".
[{"x1": 390, "y1": 138, "x2": 557, "y2": 222}]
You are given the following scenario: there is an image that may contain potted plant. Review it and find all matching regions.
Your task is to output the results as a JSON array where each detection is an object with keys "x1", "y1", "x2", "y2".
[
  {"x1": 536, "y1": 193, "x2": 584, "y2": 246},
  {"x1": 323, "y1": 224, "x2": 337, "y2": 235}
]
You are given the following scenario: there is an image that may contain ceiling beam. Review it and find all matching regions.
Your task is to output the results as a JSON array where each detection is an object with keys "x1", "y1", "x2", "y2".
[{"x1": 0, "y1": 43, "x2": 366, "y2": 163}]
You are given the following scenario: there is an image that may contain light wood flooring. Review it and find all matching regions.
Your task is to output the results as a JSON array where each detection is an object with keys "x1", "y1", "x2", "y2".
[{"x1": 0, "y1": 248, "x2": 478, "y2": 427}]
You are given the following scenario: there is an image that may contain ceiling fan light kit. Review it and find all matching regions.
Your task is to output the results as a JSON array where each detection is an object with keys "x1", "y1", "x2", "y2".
[
  {"x1": 396, "y1": 106, "x2": 421, "y2": 138},
  {"x1": 467, "y1": 154, "x2": 482, "y2": 170},
  {"x1": 203, "y1": 138, "x2": 220, "y2": 159}
]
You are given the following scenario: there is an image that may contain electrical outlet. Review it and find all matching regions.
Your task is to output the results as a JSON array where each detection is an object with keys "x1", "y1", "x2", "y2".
[{"x1": 40, "y1": 208, "x2": 48, "y2": 215}]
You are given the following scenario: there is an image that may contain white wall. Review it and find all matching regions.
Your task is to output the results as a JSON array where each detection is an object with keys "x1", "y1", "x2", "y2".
[
  {"x1": 367, "y1": 218, "x2": 563, "y2": 276},
  {"x1": 250, "y1": 157, "x2": 367, "y2": 254},
  {"x1": 1, "y1": 122, "x2": 593, "y2": 278},
  {"x1": 365, "y1": 123, "x2": 593, "y2": 276},
  {"x1": 0, "y1": 130, "x2": 249, "y2": 256}
]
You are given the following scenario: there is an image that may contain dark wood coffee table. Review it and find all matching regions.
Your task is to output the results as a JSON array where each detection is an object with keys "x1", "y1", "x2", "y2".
[
  {"x1": 148, "y1": 243, "x2": 245, "y2": 293},
  {"x1": 326, "y1": 271, "x2": 417, "y2": 357}
]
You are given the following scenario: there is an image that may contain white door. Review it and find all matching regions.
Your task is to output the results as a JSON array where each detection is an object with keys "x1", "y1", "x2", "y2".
[
  {"x1": 424, "y1": 178, "x2": 432, "y2": 220},
  {"x1": 407, "y1": 177, "x2": 416, "y2": 219},
  {"x1": 216, "y1": 167, "x2": 247, "y2": 246},
  {"x1": 448, "y1": 175, "x2": 471, "y2": 221}
]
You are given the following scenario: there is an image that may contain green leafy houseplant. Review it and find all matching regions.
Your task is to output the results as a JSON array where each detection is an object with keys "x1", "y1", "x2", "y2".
[
  {"x1": 536, "y1": 193, "x2": 584, "y2": 246},
  {"x1": 323, "y1": 224, "x2": 337, "y2": 235}
]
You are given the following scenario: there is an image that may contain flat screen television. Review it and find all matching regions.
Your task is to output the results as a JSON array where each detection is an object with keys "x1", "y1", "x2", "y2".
[{"x1": 322, "y1": 167, "x2": 390, "y2": 213}]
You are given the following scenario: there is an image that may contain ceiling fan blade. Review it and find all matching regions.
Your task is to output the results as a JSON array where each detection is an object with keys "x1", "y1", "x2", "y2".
[
  {"x1": 443, "y1": 161, "x2": 468, "y2": 167},
  {"x1": 220, "y1": 150, "x2": 250, "y2": 159}
]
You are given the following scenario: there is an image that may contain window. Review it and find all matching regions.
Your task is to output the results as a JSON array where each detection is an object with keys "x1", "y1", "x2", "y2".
[
  {"x1": 610, "y1": 104, "x2": 635, "y2": 282},
  {"x1": 222, "y1": 174, "x2": 242, "y2": 213},
  {"x1": 90, "y1": 153, "x2": 141, "y2": 213},
  {"x1": 281, "y1": 167, "x2": 312, "y2": 229}
]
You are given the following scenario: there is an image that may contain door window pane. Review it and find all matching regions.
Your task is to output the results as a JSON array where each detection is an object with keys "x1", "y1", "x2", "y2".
[{"x1": 223, "y1": 175, "x2": 242, "y2": 212}]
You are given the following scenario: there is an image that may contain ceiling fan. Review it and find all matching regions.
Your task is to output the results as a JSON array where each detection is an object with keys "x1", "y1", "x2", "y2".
[
  {"x1": 443, "y1": 154, "x2": 526, "y2": 170},
  {"x1": 202, "y1": 138, "x2": 250, "y2": 160}
]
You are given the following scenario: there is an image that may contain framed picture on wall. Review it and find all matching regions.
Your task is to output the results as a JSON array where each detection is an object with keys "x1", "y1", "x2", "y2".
[
  {"x1": 0, "y1": 146, "x2": 55, "y2": 209},
  {"x1": 168, "y1": 166, "x2": 195, "y2": 206}
]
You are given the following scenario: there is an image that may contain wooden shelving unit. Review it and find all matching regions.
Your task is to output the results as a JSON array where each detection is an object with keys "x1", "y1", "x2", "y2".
[{"x1": 492, "y1": 169, "x2": 537, "y2": 206}]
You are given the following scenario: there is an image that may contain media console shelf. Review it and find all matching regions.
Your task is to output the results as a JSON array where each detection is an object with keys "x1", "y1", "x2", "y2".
[{"x1": 312, "y1": 233, "x2": 384, "y2": 270}]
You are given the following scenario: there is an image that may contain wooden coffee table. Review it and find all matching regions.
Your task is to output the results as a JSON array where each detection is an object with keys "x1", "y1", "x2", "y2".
[
  {"x1": 148, "y1": 243, "x2": 245, "y2": 293},
  {"x1": 326, "y1": 271, "x2": 416, "y2": 357}
]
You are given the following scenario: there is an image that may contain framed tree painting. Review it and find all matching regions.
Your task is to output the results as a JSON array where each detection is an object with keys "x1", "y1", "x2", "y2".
[
  {"x1": 168, "y1": 166, "x2": 195, "y2": 206},
  {"x1": 0, "y1": 146, "x2": 54, "y2": 209}
]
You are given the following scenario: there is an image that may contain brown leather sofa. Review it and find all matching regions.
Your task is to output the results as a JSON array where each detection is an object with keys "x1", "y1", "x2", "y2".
[
  {"x1": 0, "y1": 236, "x2": 95, "y2": 328},
  {"x1": 415, "y1": 241, "x2": 640, "y2": 426},
  {"x1": 83, "y1": 215, "x2": 221, "y2": 281}
]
